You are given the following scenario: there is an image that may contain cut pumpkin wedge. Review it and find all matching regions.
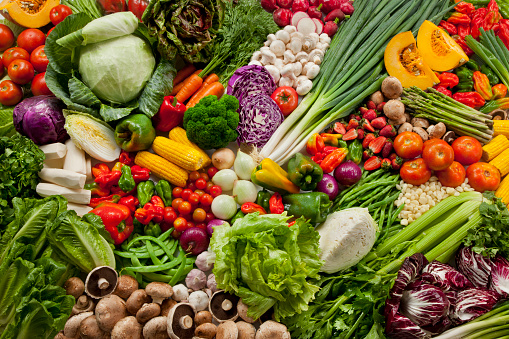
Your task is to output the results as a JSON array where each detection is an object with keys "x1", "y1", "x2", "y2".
[
  {"x1": 384, "y1": 31, "x2": 439, "y2": 90},
  {"x1": 417, "y1": 20, "x2": 469, "y2": 72},
  {"x1": 0, "y1": 0, "x2": 58, "y2": 28}
]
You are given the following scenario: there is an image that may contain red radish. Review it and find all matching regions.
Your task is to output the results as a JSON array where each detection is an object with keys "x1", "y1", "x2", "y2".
[
  {"x1": 308, "y1": 5, "x2": 322, "y2": 19},
  {"x1": 321, "y1": 0, "x2": 341, "y2": 13},
  {"x1": 339, "y1": 1, "x2": 354, "y2": 15},
  {"x1": 291, "y1": 11, "x2": 310, "y2": 26},
  {"x1": 261, "y1": 0, "x2": 278, "y2": 12},
  {"x1": 309, "y1": 0, "x2": 321, "y2": 6},
  {"x1": 297, "y1": 17, "x2": 317, "y2": 34},
  {"x1": 277, "y1": 0, "x2": 293, "y2": 9},
  {"x1": 292, "y1": 0, "x2": 309, "y2": 13},
  {"x1": 324, "y1": 8, "x2": 344, "y2": 22},
  {"x1": 323, "y1": 19, "x2": 338, "y2": 37},
  {"x1": 312, "y1": 18, "x2": 324, "y2": 34},
  {"x1": 274, "y1": 8, "x2": 293, "y2": 26},
  {"x1": 180, "y1": 227, "x2": 210, "y2": 255}
]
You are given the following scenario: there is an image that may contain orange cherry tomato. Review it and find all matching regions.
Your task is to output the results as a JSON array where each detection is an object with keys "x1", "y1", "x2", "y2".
[
  {"x1": 422, "y1": 139, "x2": 454, "y2": 171},
  {"x1": 173, "y1": 217, "x2": 188, "y2": 232},
  {"x1": 466, "y1": 162, "x2": 501, "y2": 192},
  {"x1": 400, "y1": 158, "x2": 432, "y2": 185},
  {"x1": 452, "y1": 136, "x2": 483, "y2": 165},
  {"x1": 394, "y1": 131, "x2": 424, "y2": 159},
  {"x1": 436, "y1": 161, "x2": 466, "y2": 187}
]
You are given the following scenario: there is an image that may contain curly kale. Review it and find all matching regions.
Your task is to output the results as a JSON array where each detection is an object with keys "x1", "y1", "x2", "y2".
[{"x1": 183, "y1": 94, "x2": 240, "y2": 150}]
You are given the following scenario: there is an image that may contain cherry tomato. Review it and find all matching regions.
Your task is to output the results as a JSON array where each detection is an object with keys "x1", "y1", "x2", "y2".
[
  {"x1": 0, "y1": 24, "x2": 14, "y2": 52},
  {"x1": 47, "y1": 27, "x2": 56, "y2": 37},
  {"x1": 172, "y1": 186, "x2": 183, "y2": 198},
  {"x1": 195, "y1": 222, "x2": 207, "y2": 230},
  {"x1": 452, "y1": 136, "x2": 483, "y2": 165},
  {"x1": 207, "y1": 166, "x2": 219, "y2": 178},
  {"x1": 49, "y1": 4, "x2": 73, "y2": 26},
  {"x1": 205, "y1": 212, "x2": 215, "y2": 223},
  {"x1": 0, "y1": 80, "x2": 22, "y2": 106},
  {"x1": 200, "y1": 194, "x2": 213, "y2": 206},
  {"x1": 271, "y1": 86, "x2": 298, "y2": 116},
  {"x1": 189, "y1": 171, "x2": 200, "y2": 182},
  {"x1": 187, "y1": 182, "x2": 197, "y2": 191},
  {"x1": 31, "y1": 73, "x2": 52, "y2": 96},
  {"x1": 30, "y1": 45, "x2": 49, "y2": 73},
  {"x1": 171, "y1": 198, "x2": 183, "y2": 210},
  {"x1": 394, "y1": 131, "x2": 424, "y2": 159},
  {"x1": 181, "y1": 189, "x2": 193, "y2": 201},
  {"x1": 466, "y1": 162, "x2": 501, "y2": 192},
  {"x1": 200, "y1": 173, "x2": 210, "y2": 182},
  {"x1": 188, "y1": 193, "x2": 200, "y2": 206},
  {"x1": 436, "y1": 161, "x2": 466, "y2": 187},
  {"x1": 186, "y1": 221, "x2": 195, "y2": 229},
  {"x1": 8, "y1": 59, "x2": 34, "y2": 85},
  {"x1": 195, "y1": 178, "x2": 207, "y2": 190},
  {"x1": 192, "y1": 208, "x2": 207, "y2": 223},
  {"x1": 163, "y1": 207, "x2": 177, "y2": 224},
  {"x1": 171, "y1": 229, "x2": 182, "y2": 239},
  {"x1": 200, "y1": 204, "x2": 211, "y2": 213},
  {"x1": 194, "y1": 189, "x2": 205, "y2": 197},
  {"x1": 178, "y1": 201, "x2": 192, "y2": 215},
  {"x1": 422, "y1": 140, "x2": 454, "y2": 171},
  {"x1": 173, "y1": 217, "x2": 188, "y2": 232},
  {"x1": 205, "y1": 181, "x2": 214, "y2": 193},
  {"x1": 17, "y1": 29, "x2": 45, "y2": 54},
  {"x1": 2, "y1": 47, "x2": 29, "y2": 68},
  {"x1": 210, "y1": 185, "x2": 222, "y2": 198},
  {"x1": 400, "y1": 158, "x2": 432, "y2": 185}
]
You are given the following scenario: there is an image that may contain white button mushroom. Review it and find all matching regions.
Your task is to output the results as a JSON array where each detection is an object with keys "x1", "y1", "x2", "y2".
[
  {"x1": 260, "y1": 46, "x2": 270, "y2": 53},
  {"x1": 303, "y1": 33, "x2": 319, "y2": 52},
  {"x1": 283, "y1": 25, "x2": 297, "y2": 34},
  {"x1": 316, "y1": 42, "x2": 329, "y2": 52},
  {"x1": 273, "y1": 58, "x2": 284, "y2": 71},
  {"x1": 308, "y1": 49, "x2": 325, "y2": 65},
  {"x1": 302, "y1": 62, "x2": 319, "y2": 78},
  {"x1": 283, "y1": 50, "x2": 295, "y2": 64},
  {"x1": 295, "y1": 51, "x2": 309, "y2": 64},
  {"x1": 269, "y1": 40, "x2": 285, "y2": 57},
  {"x1": 172, "y1": 284, "x2": 189, "y2": 302},
  {"x1": 250, "y1": 51, "x2": 262, "y2": 62},
  {"x1": 279, "y1": 76, "x2": 294, "y2": 88},
  {"x1": 319, "y1": 33, "x2": 332, "y2": 44},
  {"x1": 266, "y1": 33, "x2": 276, "y2": 44},
  {"x1": 275, "y1": 30, "x2": 291, "y2": 44},
  {"x1": 292, "y1": 62, "x2": 303, "y2": 77},
  {"x1": 248, "y1": 60, "x2": 262, "y2": 66},
  {"x1": 264, "y1": 65, "x2": 280, "y2": 83},
  {"x1": 290, "y1": 31, "x2": 304, "y2": 41},
  {"x1": 260, "y1": 50, "x2": 276, "y2": 66},
  {"x1": 296, "y1": 79, "x2": 313, "y2": 95},
  {"x1": 286, "y1": 39, "x2": 302, "y2": 54}
]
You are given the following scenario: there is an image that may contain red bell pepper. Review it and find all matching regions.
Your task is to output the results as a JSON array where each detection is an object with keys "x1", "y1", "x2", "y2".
[
  {"x1": 119, "y1": 151, "x2": 136, "y2": 166},
  {"x1": 269, "y1": 192, "x2": 284, "y2": 214},
  {"x1": 118, "y1": 195, "x2": 139, "y2": 213},
  {"x1": 92, "y1": 163, "x2": 110, "y2": 178},
  {"x1": 433, "y1": 85, "x2": 453, "y2": 97},
  {"x1": 152, "y1": 96, "x2": 186, "y2": 132},
  {"x1": 89, "y1": 202, "x2": 133, "y2": 245},
  {"x1": 89, "y1": 194, "x2": 122, "y2": 208},
  {"x1": 128, "y1": 0, "x2": 148, "y2": 21},
  {"x1": 94, "y1": 163, "x2": 122, "y2": 189}
]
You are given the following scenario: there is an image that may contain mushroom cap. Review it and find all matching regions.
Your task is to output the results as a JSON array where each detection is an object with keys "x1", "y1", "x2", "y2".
[
  {"x1": 161, "y1": 298, "x2": 178, "y2": 317},
  {"x1": 195, "y1": 322, "x2": 217, "y2": 339},
  {"x1": 381, "y1": 76, "x2": 403, "y2": 99},
  {"x1": 126, "y1": 289, "x2": 152, "y2": 315},
  {"x1": 79, "y1": 315, "x2": 107, "y2": 339},
  {"x1": 167, "y1": 303, "x2": 196, "y2": 339},
  {"x1": 194, "y1": 310, "x2": 213, "y2": 326},
  {"x1": 95, "y1": 295, "x2": 127, "y2": 332},
  {"x1": 64, "y1": 311, "x2": 94, "y2": 338},
  {"x1": 113, "y1": 274, "x2": 138, "y2": 300},
  {"x1": 489, "y1": 109, "x2": 508, "y2": 120},
  {"x1": 111, "y1": 316, "x2": 142, "y2": 339},
  {"x1": 143, "y1": 316, "x2": 169, "y2": 339},
  {"x1": 146, "y1": 282, "x2": 173, "y2": 304},
  {"x1": 64, "y1": 277, "x2": 85, "y2": 299},
  {"x1": 85, "y1": 266, "x2": 118, "y2": 299},
  {"x1": 72, "y1": 295, "x2": 95, "y2": 315},
  {"x1": 216, "y1": 320, "x2": 239, "y2": 339},
  {"x1": 237, "y1": 299, "x2": 256, "y2": 323},
  {"x1": 136, "y1": 302, "x2": 161, "y2": 323},
  {"x1": 209, "y1": 291, "x2": 239, "y2": 323},
  {"x1": 255, "y1": 321, "x2": 290, "y2": 339},
  {"x1": 236, "y1": 321, "x2": 256, "y2": 339}
]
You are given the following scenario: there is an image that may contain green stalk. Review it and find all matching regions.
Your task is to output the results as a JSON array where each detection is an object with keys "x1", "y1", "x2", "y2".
[
  {"x1": 435, "y1": 242, "x2": 460, "y2": 263},
  {"x1": 466, "y1": 325, "x2": 509, "y2": 339},
  {"x1": 434, "y1": 315, "x2": 509, "y2": 339}
]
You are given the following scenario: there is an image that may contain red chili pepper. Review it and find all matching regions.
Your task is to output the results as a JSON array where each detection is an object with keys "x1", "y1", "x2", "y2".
[
  {"x1": 457, "y1": 24, "x2": 471, "y2": 39},
  {"x1": 323, "y1": 146, "x2": 338, "y2": 156},
  {"x1": 498, "y1": 19, "x2": 509, "y2": 49},
  {"x1": 364, "y1": 156, "x2": 382, "y2": 171},
  {"x1": 134, "y1": 196, "x2": 165, "y2": 225},
  {"x1": 320, "y1": 148, "x2": 348, "y2": 173},
  {"x1": 152, "y1": 96, "x2": 187, "y2": 132},
  {"x1": 84, "y1": 182, "x2": 111, "y2": 197},
  {"x1": 306, "y1": 133, "x2": 325, "y2": 155},
  {"x1": 452, "y1": 92, "x2": 486, "y2": 108},
  {"x1": 453, "y1": 35, "x2": 474, "y2": 57},
  {"x1": 92, "y1": 163, "x2": 110, "y2": 178},
  {"x1": 321, "y1": 133, "x2": 343, "y2": 147},
  {"x1": 119, "y1": 151, "x2": 136, "y2": 166},
  {"x1": 131, "y1": 165, "x2": 151, "y2": 183},
  {"x1": 368, "y1": 136, "x2": 387, "y2": 154},
  {"x1": 484, "y1": 0, "x2": 502, "y2": 31},
  {"x1": 311, "y1": 152, "x2": 324, "y2": 164},
  {"x1": 241, "y1": 202, "x2": 267, "y2": 215},
  {"x1": 89, "y1": 194, "x2": 122, "y2": 208},
  {"x1": 134, "y1": 207, "x2": 154, "y2": 225},
  {"x1": 95, "y1": 170, "x2": 121, "y2": 189},
  {"x1": 471, "y1": 8, "x2": 487, "y2": 40},
  {"x1": 433, "y1": 85, "x2": 453, "y2": 97},
  {"x1": 269, "y1": 192, "x2": 284, "y2": 214},
  {"x1": 454, "y1": 2, "x2": 475, "y2": 16},
  {"x1": 118, "y1": 195, "x2": 139, "y2": 213},
  {"x1": 89, "y1": 202, "x2": 133, "y2": 245},
  {"x1": 447, "y1": 12, "x2": 471, "y2": 26}
]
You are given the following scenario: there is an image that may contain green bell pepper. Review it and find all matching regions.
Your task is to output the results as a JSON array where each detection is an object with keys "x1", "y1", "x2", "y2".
[
  {"x1": 115, "y1": 114, "x2": 156, "y2": 152},
  {"x1": 119, "y1": 165, "x2": 135, "y2": 192},
  {"x1": 454, "y1": 66, "x2": 475, "y2": 92},
  {"x1": 480, "y1": 65, "x2": 500, "y2": 87},
  {"x1": 137, "y1": 180, "x2": 155, "y2": 207},
  {"x1": 256, "y1": 190, "x2": 271, "y2": 212},
  {"x1": 155, "y1": 180, "x2": 172, "y2": 207},
  {"x1": 230, "y1": 209, "x2": 245, "y2": 224},
  {"x1": 347, "y1": 139, "x2": 363, "y2": 165},
  {"x1": 465, "y1": 59, "x2": 480, "y2": 71},
  {"x1": 287, "y1": 153, "x2": 323, "y2": 191},
  {"x1": 144, "y1": 222, "x2": 161, "y2": 237},
  {"x1": 283, "y1": 192, "x2": 332, "y2": 224}
]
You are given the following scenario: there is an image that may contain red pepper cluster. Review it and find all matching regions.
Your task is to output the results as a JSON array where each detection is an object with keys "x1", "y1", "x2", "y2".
[{"x1": 241, "y1": 192, "x2": 285, "y2": 216}]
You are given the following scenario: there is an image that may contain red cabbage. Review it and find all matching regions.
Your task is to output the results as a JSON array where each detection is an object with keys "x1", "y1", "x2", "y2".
[
  {"x1": 227, "y1": 65, "x2": 277, "y2": 105},
  {"x1": 400, "y1": 284, "x2": 450, "y2": 327},
  {"x1": 421, "y1": 261, "x2": 473, "y2": 291},
  {"x1": 450, "y1": 288, "x2": 499, "y2": 324},
  {"x1": 489, "y1": 255, "x2": 509, "y2": 297},
  {"x1": 456, "y1": 247, "x2": 492, "y2": 289},
  {"x1": 389, "y1": 253, "x2": 429, "y2": 300},
  {"x1": 385, "y1": 313, "x2": 430, "y2": 339}
]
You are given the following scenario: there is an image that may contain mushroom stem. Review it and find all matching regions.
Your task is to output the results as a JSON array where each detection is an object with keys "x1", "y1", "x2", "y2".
[
  {"x1": 222, "y1": 299, "x2": 233, "y2": 311},
  {"x1": 180, "y1": 315, "x2": 193, "y2": 329},
  {"x1": 98, "y1": 278, "x2": 110, "y2": 290}
]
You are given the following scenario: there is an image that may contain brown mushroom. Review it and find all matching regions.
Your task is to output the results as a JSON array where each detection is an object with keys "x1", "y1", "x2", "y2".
[
  {"x1": 388, "y1": 117, "x2": 407, "y2": 126},
  {"x1": 167, "y1": 303, "x2": 196, "y2": 339},
  {"x1": 237, "y1": 299, "x2": 256, "y2": 323},
  {"x1": 194, "y1": 310, "x2": 213, "y2": 326},
  {"x1": 236, "y1": 321, "x2": 256, "y2": 339},
  {"x1": 161, "y1": 298, "x2": 178, "y2": 317},
  {"x1": 95, "y1": 295, "x2": 127, "y2": 332},
  {"x1": 136, "y1": 302, "x2": 161, "y2": 323},
  {"x1": 79, "y1": 315, "x2": 107, "y2": 338},
  {"x1": 111, "y1": 316, "x2": 142, "y2": 339},
  {"x1": 427, "y1": 122, "x2": 447, "y2": 139},
  {"x1": 412, "y1": 127, "x2": 429, "y2": 141},
  {"x1": 64, "y1": 277, "x2": 85, "y2": 299},
  {"x1": 369, "y1": 91, "x2": 384, "y2": 105},
  {"x1": 381, "y1": 76, "x2": 403, "y2": 99},
  {"x1": 489, "y1": 109, "x2": 508, "y2": 120},
  {"x1": 54, "y1": 331, "x2": 72, "y2": 339},
  {"x1": 398, "y1": 122, "x2": 413, "y2": 134},
  {"x1": 442, "y1": 130, "x2": 456, "y2": 144},
  {"x1": 146, "y1": 282, "x2": 173, "y2": 304},
  {"x1": 63, "y1": 311, "x2": 94, "y2": 338},
  {"x1": 255, "y1": 321, "x2": 290, "y2": 339},
  {"x1": 85, "y1": 266, "x2": 118, "y2": 299},
  {"x1": 209, "y1": 291, "x2": 239, "y2": 323},
  {"x1": 383, "y1": 100, "x2": 405, "y2": 121},
  {"x1": 216, "y1": 320, "x2": 239, "y2": 339},
  {"x1": 126, "y1": 289, "x2": 152, "y2": 315},
  {"x1": 195, "y1": 323, "x2": 217, "y2": 339},
  {"x1": 113, "y1": 275, "x2": 138, "y2": 300},
  {"x1": 144, "y1": 316, "x2": 170, "y2": 339},
  {"x1": 71, "y1": 295, "x2": 95, "y2": 316},
  {"x1": 411, "y1": 118, "x2": 430, "y2": 129},
  {"x1": 404, "y1": 113, "x2": 412, "y2": 123}
]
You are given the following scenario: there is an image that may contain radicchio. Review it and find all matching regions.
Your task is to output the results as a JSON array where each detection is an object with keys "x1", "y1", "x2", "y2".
[
  {"x1": 226, "y1": 65, "x2": 277, "y2": 105},
  {"x1": 400, "y1": 284, "x2": 450, "y2": 327},
  {"x1": 489, "y1": 255, "x2": 509, "y2": 297},
  {"x1": 422, "y1": 261, "x2": 473, "y2": 291},
  {"x1": 449, "y1": 288, "x2": 499, "y2": 324},
  {"x1": 456, "y1": 247, "x2": 492, "y2": 288},
  {"x1": 386, "y1": 313, "x2": 430, "y2": 339}
]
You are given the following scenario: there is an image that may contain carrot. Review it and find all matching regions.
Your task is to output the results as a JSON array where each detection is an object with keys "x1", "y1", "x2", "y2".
[
  {"x1": 203, "y1": 73, "x2": 219, "y2": 86},
  {"x1": 173, "y1": 64, "x2": 196, "y2": 85},
  {"x1": 175, "y1": 74, "x2": 203, "y2": 103},
  {"x1": 171, "y1": 69, "x2": 202, "y2": 95},
  {"x1": 186, "y1": 82, "x2": 225, "y2": 109}
]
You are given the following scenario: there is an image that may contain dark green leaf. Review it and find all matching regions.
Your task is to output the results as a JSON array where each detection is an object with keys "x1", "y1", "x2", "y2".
[
  {"x1": 99, "y1": 103, "x2": 137, "y2": 122},
  {"x1": 139, "y1": 59, "x2": 176, "y2": 117},
  {"x1": 68, "y1": 76, "x2": 101, "y2": 107},
  {"x1": 0, "y1": 107, "x2": 15, "y2": 137}
]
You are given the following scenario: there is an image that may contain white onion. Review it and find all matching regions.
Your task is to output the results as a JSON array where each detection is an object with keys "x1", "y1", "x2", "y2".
[
  {"x1": 234, "y1": 150, "x2": 257, "y2": 180},
  {"x1": 211, "y1": 195, "x2": 237, "y2": 220},
  {"x1": 233, "y1": 180, "x2": 258, "y2": 205},
  {"x1": 212, "y1": 169, "x2": 238, "y2": 191}
]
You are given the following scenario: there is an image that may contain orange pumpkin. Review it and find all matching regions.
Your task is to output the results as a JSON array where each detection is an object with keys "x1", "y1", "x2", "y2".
[{"x1": 0, "y1": 0, "x2": 59, "y2": 28}]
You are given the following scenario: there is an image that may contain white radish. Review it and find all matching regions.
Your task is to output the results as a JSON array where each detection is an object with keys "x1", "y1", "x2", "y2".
[
  {"x1": 291, "y1": 11, "x2": 309, "y2": 27},
  {"x1": 63, "y1": 139, "x2": 87, "y2": 175},
  {"x1": 312, "y1": 19, "x2": 323, "y2": 34},
  {"x1": 67, "y1": 203, "x2": 93, "y2": 216},
  {"x1": 36, "y1": 183, "x2": 91, "y2": 205},
  {"x1": 39, "y1": 142, "x2": 67, "y2": 160},
  {"x1": 297, "y1": 18, "x2": 317, "y2": 35},
  {"x1": 38, "y1": 168, "x2": 87, "y2": 189}
]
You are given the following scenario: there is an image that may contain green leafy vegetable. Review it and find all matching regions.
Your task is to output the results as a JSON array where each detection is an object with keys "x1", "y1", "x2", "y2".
[
  {"x1": 0, "y1": 107, "x2": 15, "y2": 137},
  {"x1": 138, "y1": 59, "x2": 176, "y2": 118},
  {"x1": 60, "y1": 0, "x2": 102, "y2": 20},
  {"x1": 210, "y1": 213, "x2": 323, "y2": 321}
]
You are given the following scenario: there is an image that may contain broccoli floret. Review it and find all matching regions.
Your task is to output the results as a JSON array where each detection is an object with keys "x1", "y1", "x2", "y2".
[{"x1": 183, "y1": 94, "x2": 240, "y2": 150}]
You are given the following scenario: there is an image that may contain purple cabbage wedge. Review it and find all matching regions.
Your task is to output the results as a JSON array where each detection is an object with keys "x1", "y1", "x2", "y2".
[
  {"x1": 13, "y1": 96, "x2": 68, "y2": 145},
  {"x1": 227, "y1": 65, "x2": 277, "y2": 105},
  {"x1": 450, "y1": 288, "x2": 499, "y2": 324},
  {"x1": 456, "y1": 246, "x2": 492, "y2": 289},
  {"x1": 489, "y1": 255, "x2": 509, "y2": 297}
]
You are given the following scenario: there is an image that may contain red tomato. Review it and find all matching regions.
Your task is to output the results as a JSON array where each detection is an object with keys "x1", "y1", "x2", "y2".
[
  {"x1": 178, "y1": 201, "x2": 192, "y2": 215},
  {"x1": 17, "y1": 29, "x2": 45, "y2": 54},
  {"x1": 422, "y1": 140, "x2": 454, "y2": 171},
  {"x1": 0, "y1": 24, "x2": 14, "y2": 52},
  {"x1": 181, "y1": 189, "x2": 193, "y2": 201},
  {"x1": 188, "y1": 193, "x2": 200, "y2": 206},
  {"x1": 210, "y1": 185, "x2": 222, "y2": 197},
  {"x1": 31, "y1": 73, "x2": 53, "y2": 96},
  {"x1": 452, "y1": 136, "x2": 483, "y2": 165},
  {"x1": 8, "y1": 59, "x2": 34, "y2": 85},
  {"x1": 192, "y1": 208, "x2": 206, "y2": 223},
  {"x1": 466, "y1": 162, "x2": 501, "y2": 192},
  {"x1": 2, "y1": 47, "x2": 29, "y2": 68},
  {"x1": 128, "y1": 0, "x2": 148, "y2": 21},
  {"x1": 0, "y1": 80, "x2": 23, "y2": 106},
  {"x1": 189, "y1": 171, "x2": 200, "y2": 182},
  {"x1": 271, "y1": 86, "x2": 299, "y2": 116},
  {"x1": 394, "y1": 131, "x2": 424, "y2": 159},
  {"x1": 173, "y1": 217, "x2": 188, "y2": 232},
  {"x1": 171, "y1": 198, "x2": 183, "y2": 210},
  {"x1": 207, "y1": 166, "x2": 218, "y2": 178},
  {"x1": 436, "y1": 161, "x2": 466, "y2": 187},
  {"x1": 172, "y1": 187, "x2": 183, "y2": 198},
  {"x1": 49, "y1": 5, "x2": 73, "y2": 26},
  {"x1": 205, "y1": 212, "x2": 215, "y2": 223},
  {"x1": 47, "y1": 27, "x2": 56, "y2": 37},
  {"x1": 200, "y1": 193, "x2": 213, "y2": 206},
  {"x1": 400, "y1": 158, "x2": 432, "y2": 185},
  {"x1": 30, "y1": 45, "x2": 49, "y2": 73},
  {"x1": 195, "y1": 178, "x2": 207, "y2": 190}
]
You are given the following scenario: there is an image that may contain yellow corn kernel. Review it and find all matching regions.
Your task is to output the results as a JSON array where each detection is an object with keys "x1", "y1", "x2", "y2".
[
  {"x1": 482, "y1": 135, "x2": 509, "y2": 162},
  {"x1": 135, "y1": 151, "x2": 188, "y2": 187},
  {"x1": 493, "y1": 120, "x2": 509, "y2": 138},
  {"x1": 496, "y1": 175, "x2": 509, "y2": 206},
  {"x1": 152, "y1": 136, "x2": 205, "y2": 171},
  {"x1": 169, "y1": 127, "x2": 211, "y2": 167},
  {"x1": 489, "y1": 148, "x2": 509, "y2": 177}
]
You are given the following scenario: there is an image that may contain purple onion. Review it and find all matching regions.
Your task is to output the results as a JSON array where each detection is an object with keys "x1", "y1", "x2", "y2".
[
  {"x1": 334, "y1": 160, "x2": 362, "y2": 186},
  {"x1": 316, "y1": 174, "x2": 339, "y2": 200},
  {"x1": 206, "y1": 219, "x2": 229, "y2": 237},
  {"x1": 180, "y1": 227, "x2": 210, "y2": 255}
]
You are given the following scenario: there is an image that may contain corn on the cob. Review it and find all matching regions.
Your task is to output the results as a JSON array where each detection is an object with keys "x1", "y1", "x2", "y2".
[
  {"x1": 135, "y1": 151, "x2": 188, "y2": 187},
  {"x1": 482, "y1": 135, "x2": 509, "y2": 161},
  {"x1": 152, "y1": 136, "x2": 205, "y2": 171},
  {"x1": 489, "y1": 148, "x2": 509, "y2": 177},
  {"x1": 169, "y1": 127, "x2": 211, "y2": 167},
  {"x1": 493, "y1": 120, "x2": 509, "y2": 138},
  {"x1": 496, "y1": 174, "x2": 509, "y2": 206}
]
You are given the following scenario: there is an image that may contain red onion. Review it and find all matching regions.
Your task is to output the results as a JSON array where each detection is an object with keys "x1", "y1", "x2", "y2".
[
  {"x1": 316, "y1": 174, "x2": 339, "y2": 200},
  {"x1": 206, "y1": 219, "x2": 229, "y2": 237},
  {"x1": 334, "y1": 160, "x2": 362, "y2": 186},
  {"x1": 180, "y1": 227, "x2": 210, "y2": 255}
]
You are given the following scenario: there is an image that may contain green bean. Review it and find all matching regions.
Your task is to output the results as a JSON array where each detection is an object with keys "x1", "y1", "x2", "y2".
[
  {"x1": 122, "y1": 255, "x2": 184, "y2": 273},
  {"x1": 127, "y1": 236, "x2": 175, "y2": 259},
  {"x1": 359, "y1": 185, "x2": 396, "y2": 208},
  {"x1": 338, "y1": 179, "x2": 396, "y2": 206},
  {"x1": 368, "y1": 192, "x2": 399, "y2": 211},
  {"x1": 169, "y1": 250, "x2": 188, "y2": 286},
  {"x1": 378, "y1": 203, "x2": 387, "y2": 230},
  {"x1": 146, "y1": 241, "x2": 161, "y2": 265},
  {"x1": 389, "y1": 203, "x2": 405, "y2": 227}
]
